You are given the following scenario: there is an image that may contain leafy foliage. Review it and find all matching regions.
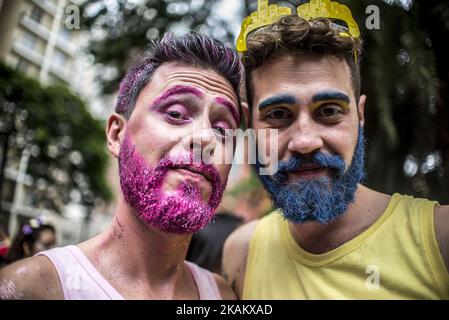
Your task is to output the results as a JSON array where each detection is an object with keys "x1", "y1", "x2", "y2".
[
  {"x1": 347, "y1": 0, "x2": 449, "y2": 202},
  {"x1": 0, "y1": 63, "x2": 111, "y2": 213},
  {"x1": 80, "y1": 0, "x2": 232, "y2": 94}
]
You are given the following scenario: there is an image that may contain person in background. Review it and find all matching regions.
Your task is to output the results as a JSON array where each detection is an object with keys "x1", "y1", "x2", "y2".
[
  {"x1": 0, "y1": 226, "x2": 11, "y2": 268},
  {"x1": 187, "y1": 212, "x2": 242, "y2": 274},
  {"x1": 6, "y1": 218, "x2": 56, "y2": 264}
]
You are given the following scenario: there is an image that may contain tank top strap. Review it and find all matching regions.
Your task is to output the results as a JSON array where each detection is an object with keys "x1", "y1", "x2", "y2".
[
  {"x1": 185, "y1": 261, "x2": 222, "y2": 300},
  {"x1": 39, "y1": 246, "x2": 222, "y2": 300},
  {"x1": 37, "y1": 245, "x2": 124, "y2": 300}
]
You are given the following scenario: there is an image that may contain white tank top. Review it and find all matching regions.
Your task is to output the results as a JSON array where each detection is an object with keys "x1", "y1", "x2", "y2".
[{"x1": 38, "y1": 245, "x2": 222, "y2": 300}]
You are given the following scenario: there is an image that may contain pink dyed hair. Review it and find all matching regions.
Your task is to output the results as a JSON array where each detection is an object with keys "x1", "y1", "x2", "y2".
[{"x1": 115, "y1": 32, "x2": 243, "y2": 120}]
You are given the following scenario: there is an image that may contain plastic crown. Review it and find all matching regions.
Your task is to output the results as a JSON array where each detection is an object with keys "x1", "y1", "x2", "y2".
[{"x1": 236, "y1": 0, "x2": 361, "y2": 53}]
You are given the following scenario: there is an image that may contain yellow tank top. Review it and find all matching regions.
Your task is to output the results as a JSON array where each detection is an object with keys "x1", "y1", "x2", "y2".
[{"x1": 243, "y1": 193, "x2": 449, "y2": 299}]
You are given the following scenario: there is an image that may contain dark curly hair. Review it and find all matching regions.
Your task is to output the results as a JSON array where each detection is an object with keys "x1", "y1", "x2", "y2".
[{"x1": 6, "y1": 220, "x2": 55, "y2": 263}]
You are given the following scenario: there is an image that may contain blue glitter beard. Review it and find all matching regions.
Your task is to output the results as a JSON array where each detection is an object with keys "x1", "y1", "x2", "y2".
[{"x1": 256, "y1": 127, "x2": 366, "y2": 224}]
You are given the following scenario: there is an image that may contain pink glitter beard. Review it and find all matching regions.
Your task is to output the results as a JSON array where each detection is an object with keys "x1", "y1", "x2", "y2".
[{"x1": 118, "y1": 132, "x2": 225, "y2": 234}]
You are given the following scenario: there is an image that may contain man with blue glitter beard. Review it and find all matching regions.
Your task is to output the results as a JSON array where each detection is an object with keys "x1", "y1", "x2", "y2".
[
  {"x1": 256, "y1": 127, "x2": 365, "y2": 225},
  {"x1": 223, "y1": 0, "x2": 449, "y2": 299}
]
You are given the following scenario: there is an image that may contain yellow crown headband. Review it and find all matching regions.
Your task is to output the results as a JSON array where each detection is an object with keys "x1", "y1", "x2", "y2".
[{"x1": 236, "y1": 0, "x2": 361, "y2": 59}]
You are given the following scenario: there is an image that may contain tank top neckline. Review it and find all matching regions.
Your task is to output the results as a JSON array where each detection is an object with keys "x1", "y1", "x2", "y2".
[
  {"x1": 67, "y1": 245, "x2": 211, "y2": 299},
  {"x1": 66, "y1": 245, "x2": 124, "y2": 299},
  {"x1": 279, "y1": 193, "x2": 402, "y2": 266}
]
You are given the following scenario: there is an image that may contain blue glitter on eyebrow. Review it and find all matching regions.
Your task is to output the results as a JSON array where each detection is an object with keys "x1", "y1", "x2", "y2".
[
  {"x1": 312, "y1": 90, "x2": 350, "y2": 104},
  {"x1": 258, "y1": 94, "x2": 297, "y2": 111}
]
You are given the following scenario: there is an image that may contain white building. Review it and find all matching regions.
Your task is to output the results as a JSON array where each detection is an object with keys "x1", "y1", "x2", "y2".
[
  {"x1": 0, "y1": 0, "x2": 89, "y2": 91},
  {"x1": 0, "y1": 0, "x2": 108, "y2": 245}
]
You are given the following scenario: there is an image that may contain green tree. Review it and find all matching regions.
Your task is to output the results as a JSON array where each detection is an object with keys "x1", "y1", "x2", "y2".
[
  {"x1": 80, "y1": 0, "x2": 232, "y2": 95},
  {"x1": 0, "y1": 63, "x2": 111, "y2": 214},
  {"x1": 344, "y1": 0, "x2": 449, "y2": 203}
]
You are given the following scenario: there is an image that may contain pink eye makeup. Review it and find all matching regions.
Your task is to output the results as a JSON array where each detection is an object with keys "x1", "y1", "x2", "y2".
[
  {"x1": 147, "y1": 84, "x2": 239, "y2": 132},
  {"x1": 212, "y1": 120, "x2": 232, "y2": 136},
  {"x1": 214, "y1": 97, "x2": 240, "y2": 126},
  {"x1": 163, "y1": 104, "x2": 190, "y2": 123},
  {"x1": 149, "y1": 85, "x2": 203, "y2": 111},
  {"x1": 150, "y1": 85, "x2": 204, "y2": 109}
]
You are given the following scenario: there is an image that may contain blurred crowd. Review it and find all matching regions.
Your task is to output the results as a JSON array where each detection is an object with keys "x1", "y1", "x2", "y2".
[
  {"x1": 0, "y1": 217, "x2": 55, "y2": 268},
  {"x1": 0, "y1": 156, "x2": 271, "y2": 272}
]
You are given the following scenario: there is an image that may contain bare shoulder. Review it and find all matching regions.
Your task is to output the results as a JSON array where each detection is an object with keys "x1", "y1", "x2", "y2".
[
  {"x1": 222, "y1": 219, "x2": 260, "y2": 299},
  {"x1": 212, "y1": 273, "x2": 237, "y2": 300},
  {"x1": 434, "y1": 204, "x2": 449, "y2": 272},
  {"x1": 0, "y1": 255, "x2": 63, "y2": 299}
]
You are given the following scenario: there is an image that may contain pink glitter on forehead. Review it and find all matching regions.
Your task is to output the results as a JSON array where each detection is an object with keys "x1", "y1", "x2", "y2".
[{"x1": 118, "y1": 132, "x2": 225, "y2": 234}]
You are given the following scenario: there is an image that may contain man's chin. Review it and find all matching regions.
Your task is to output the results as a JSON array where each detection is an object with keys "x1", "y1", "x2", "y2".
[
  {"x1": 280, "y1": 206, "x2": 346, "y2": 225},
  {"x1": 164, "y1": 186, "x2": 212, "y2": 204},
  {"x1": 270, "y1": 180, "x2": 347, "y2": 225},
  {"x1": 137, "y1": 191, "x2": 217, "y2": 234}
]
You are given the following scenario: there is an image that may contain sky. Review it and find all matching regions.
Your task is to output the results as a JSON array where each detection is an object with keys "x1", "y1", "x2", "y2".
[{"x1": 215, "y1": 0, "x2": 245, "y2": 42}]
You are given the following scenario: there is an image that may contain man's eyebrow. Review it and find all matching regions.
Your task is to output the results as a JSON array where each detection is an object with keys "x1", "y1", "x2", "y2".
[
  {"x1": 258, "y1": 94, "x2": 297, "y2": 111},
  {"x1": 312, "y1": 90, "x2": 350, "y2": 104},
  {"x1": 151, "y1": 85, "x2": 204, "y2": 107},
  {"x1": 215, "y1": 97, "x2": 240, "y2": 125}
]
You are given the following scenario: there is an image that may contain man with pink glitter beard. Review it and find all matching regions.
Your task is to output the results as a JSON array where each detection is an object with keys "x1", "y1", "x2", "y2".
[{"x1": 0, "y1": 32, "x2": 243, "y2": 300}]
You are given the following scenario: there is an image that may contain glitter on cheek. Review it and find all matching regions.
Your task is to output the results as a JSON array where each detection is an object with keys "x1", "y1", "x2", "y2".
[{"x1": 118, "y1": 131, "x2": 225, "y2": 234}]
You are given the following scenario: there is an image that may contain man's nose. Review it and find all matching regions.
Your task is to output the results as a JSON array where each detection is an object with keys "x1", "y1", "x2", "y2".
[
  {"x1": 287, "y1": 116, "x2": 324, "y2": 155},
  {"x1": 186, "y1": 121, "x2": 217, "y2": 162}
]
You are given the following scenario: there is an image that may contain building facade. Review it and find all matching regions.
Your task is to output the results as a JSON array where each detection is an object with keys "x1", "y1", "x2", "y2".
[
  {"x1": 0, "y1": 0, "x2": 87, "y2": 91},
  {"x1": 0, "y1": 0, "x2": 98, "y2": 245}
]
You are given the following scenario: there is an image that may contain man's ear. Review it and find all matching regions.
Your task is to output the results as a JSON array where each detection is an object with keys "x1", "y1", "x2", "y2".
[
  {"x1": 106, "y1": 113, "x2": 127, "y2": 158},
  {"x1": 357, "y1": 94, "x2": 367, "y2": 128}
]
